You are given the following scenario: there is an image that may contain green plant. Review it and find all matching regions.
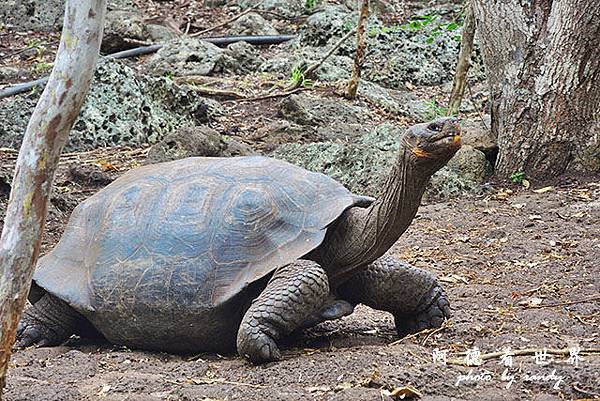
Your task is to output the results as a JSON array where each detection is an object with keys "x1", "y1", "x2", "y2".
[
  {"x1": 26, "y1": 39, "x2": 47, "y2": 58},
  {"x1": 425, "y1": 100, "x2": 448, "y2": 120},
  {"x1": 305, "y1": 0, "x2": 316, "y2": 11},
  {"x1": 510, "y1": 171, "x2": 525, "y2": 184},
  {"x1": 34, "y1": 62, "x2": 53, "y2": 73},
  {"x1": 288, "y1": 66, "x2": 313, "y2": 88},
  {"x1": 369, "y1": 13, "x2": 464, "y2": 44}
]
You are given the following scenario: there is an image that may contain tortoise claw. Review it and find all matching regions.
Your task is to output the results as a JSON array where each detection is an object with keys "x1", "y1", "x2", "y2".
[{"x1": 394, "y1": 284, "x2": 451, "y2": 337}]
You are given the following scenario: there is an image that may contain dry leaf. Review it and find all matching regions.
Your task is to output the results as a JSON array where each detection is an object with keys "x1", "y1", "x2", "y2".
[
  {"x1": 533, "y1": 186, "x2": 553, "y2": 193},
  {"x1": 518, "y1": 297, "x2": 543, "y2": 307},
  {"x1": 384, "y1": 385, "x2": 423, "y2": 399}
]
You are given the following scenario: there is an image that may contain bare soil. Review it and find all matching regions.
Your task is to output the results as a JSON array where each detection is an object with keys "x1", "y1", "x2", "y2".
[{"x1": 1, "y1": 149, "x2": 598, "y2": 401}]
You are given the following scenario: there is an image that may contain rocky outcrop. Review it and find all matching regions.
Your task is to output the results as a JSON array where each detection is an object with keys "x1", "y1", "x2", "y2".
[
  {"x1": 273, "y1": 123, "x2": 492, "y2": 198},
  {"x1": 146, "y1": 126, "x2": 254, "y2": 164},
  {"x1": 0, "y1": 60, "x2": 215, "y2": 152},
  {"x1": 0, "y1": 0, "x2": 135, "y2": 32}
]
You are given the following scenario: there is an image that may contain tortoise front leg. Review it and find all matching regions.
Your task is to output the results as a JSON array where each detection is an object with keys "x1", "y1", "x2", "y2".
[
  {"x1": 338, "y1": 255, "x2": 451, "y2": 337},
  {"x1": 237, "y1": 260, "x2": 330, "y2": 364}
]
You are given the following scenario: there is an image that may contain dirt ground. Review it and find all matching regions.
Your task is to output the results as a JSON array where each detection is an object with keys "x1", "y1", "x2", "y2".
[{"x1": 0, "y1": 149, "x2": 598, "y2": 401}]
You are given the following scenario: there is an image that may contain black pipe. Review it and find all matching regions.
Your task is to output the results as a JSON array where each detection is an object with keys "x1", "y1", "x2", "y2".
[{"x1": 0, "y1": 35, "x2": 296, "y2": 99}]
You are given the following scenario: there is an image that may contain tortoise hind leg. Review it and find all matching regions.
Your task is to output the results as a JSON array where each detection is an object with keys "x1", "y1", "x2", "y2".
[
  {"x1": 16, "y1": 293, "x2": 85, "y2": 348},
  {"x1": 237, "y1": 260, "x2": 330, "y2": 364},
  {"x1": 338, "y1": 255, "x2": 451, "y2": 337}
]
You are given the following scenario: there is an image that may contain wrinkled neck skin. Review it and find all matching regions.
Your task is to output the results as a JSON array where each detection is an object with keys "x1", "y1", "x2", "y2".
[{"x1": 315, "y1": 147, "x2": 431, "y2": 279}]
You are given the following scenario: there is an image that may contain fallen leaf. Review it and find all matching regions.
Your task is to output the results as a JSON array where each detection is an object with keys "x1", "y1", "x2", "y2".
[
  {"x1": 517, "y1": 297, "x2": 543, "y2": 307},
  {"x1": 533, "y1": 186, "x2": 553, "y2": 194},
  {"x1": 528, "y1": 214, "x2": 542, "y2": 221},
  {"x1": 383, "y1": 385, "x2": 423, "y2": 399},
  {"x1": 522, "y1": 179, "x2": 530, "y2": 189}
]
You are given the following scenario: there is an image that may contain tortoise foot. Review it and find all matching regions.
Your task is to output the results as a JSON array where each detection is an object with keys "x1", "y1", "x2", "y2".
[
  {"x1": 15, "y1": 294, "x2": 81, "y2": 349},
  {"x1": 237, "y1": 260, "x2": 330, "y2": 364},
  {"x1": 394, "y1": 284, "x2": 451, "y2": 337}
]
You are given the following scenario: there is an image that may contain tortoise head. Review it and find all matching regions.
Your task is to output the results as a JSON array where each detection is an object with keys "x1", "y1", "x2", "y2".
[{"x1": 401, "y1": 117, "x2": 462, "y2": 174}]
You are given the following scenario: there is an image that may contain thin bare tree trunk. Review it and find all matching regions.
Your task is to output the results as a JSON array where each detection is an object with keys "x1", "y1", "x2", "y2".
[
  {"x1": 0, "y1": 0, "x2": 107, "y2": 394},
  {"x1": 447, "y1": 2, "x2": 475, "y2": 116},
  {"x1": 345, "y1": 0, "x2": 370, "y2": 99},
  {"x1": 473, "y1": 0, "x2": 600, "y2": 179}
]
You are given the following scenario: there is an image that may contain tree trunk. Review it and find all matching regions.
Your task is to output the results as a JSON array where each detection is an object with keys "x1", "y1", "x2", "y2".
[
  {"x1": 472, "y1": 0, "x2": 600, "y2": 179},
  {"x1": 447, "y1": 1, "x2": 475, "y2": 116},
  {"x1": 345, "y1": 0, "x2": 370, "y2": 99},
  {"x1": 0, "y1": 0, "x2": 106, "y2": 394}
]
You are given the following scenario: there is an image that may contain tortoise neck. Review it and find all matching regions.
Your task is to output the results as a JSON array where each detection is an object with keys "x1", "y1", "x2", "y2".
[{"x1": 317, "y1": 147, "x2": 429, "y2": 275}]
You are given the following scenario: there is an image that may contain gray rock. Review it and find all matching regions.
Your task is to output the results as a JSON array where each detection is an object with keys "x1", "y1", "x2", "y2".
[
  {"x1": 146, "y1": 24, "x2": 179, "y2": 43},
  {"x1": 460, "y1": 116, "x2": 496, "y2": 153},
  {"x1": 358, "y1": 81, "x2": 430, "y2": 120},
  {"x1": 146, "y1": 38, "x2": 233, "y2": 77},
  {"x1": 299, "y1": 5, "x2": 357, "y2": 47},
  {"x1": 230, "y1": 12, "x2": 279, "y2": 36},
  {"x1": 0, "y1": 0, "x2": 135, "y2": 32},
  {"x1": 146, "y1": 126, "x2": 255, "y2": 164},
  {"x1": 238, "y1": 0, "x2": 306, "y2": 18},
  {"x1": 146, "y1": 126, "x2": 224, "y2": 164},
  {"x1": 259, "y1": 46, "x2": 353, "y2": 82},
  {"x1": 102, "y1": 10, "x2": 150, "y2": 53},
  {"x1": 273, "y1": 123, "x2": 490, "y2": 198},
  {"x1": 224, "y1": 41, "x2": 265, "y2": 73},
  {"x1": 0, "y1": 66, "x2": 25, "y2": 82},
  {"x1": 279, "y1": 93, "x2": 368, "y2": 126},
  {"x1": 0, "y1": 60, "x2": 214, "y2": 152}
]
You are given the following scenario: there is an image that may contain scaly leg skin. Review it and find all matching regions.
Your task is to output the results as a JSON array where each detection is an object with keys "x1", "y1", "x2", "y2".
[
  {"x1": 338, "y1": 255, "x2": 451, "y2": 337},
  {"x1": 237, "y1": 260, "x2": 330, "y2": 364},
  {"x1": 16, "y1": 293, "x2": 83, "y2": 348}
]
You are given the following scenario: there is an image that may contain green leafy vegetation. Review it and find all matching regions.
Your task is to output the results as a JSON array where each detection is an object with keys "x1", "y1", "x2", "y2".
[
  {"x1": 305, "y1": 0, "x2": 316, "y2": 11},
  {"x1": 288, "y1": 66, "x2": 313, "y2": 88},
  {"x1": 34, "y1": 62, "x2": 53, "y2": 73},
  {"x1": 368, "y1": 13, "x2": 464, "y2": 44},
  {"x1": 425, "y1": 100, "x2": 449, "y2": 119},
  {"x1": 510, "y1": 171, "x2": 525, "y2": 184}
]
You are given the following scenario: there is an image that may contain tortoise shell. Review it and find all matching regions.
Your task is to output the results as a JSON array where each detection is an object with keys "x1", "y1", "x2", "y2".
[{"x1": 34, "y1": 156, "x2": 369, "y2": 315}]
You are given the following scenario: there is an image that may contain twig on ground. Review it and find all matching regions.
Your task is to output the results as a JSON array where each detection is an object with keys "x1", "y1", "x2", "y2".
[
  {"x1": 388, "y1": 320, "x2": 451, "y2": 346},
  {"x1": 288, "y1": 27, "x2": 357, "y2": 90},
  {"x1": 521, "y1": 295, "x2": 600, "y2": 309}
]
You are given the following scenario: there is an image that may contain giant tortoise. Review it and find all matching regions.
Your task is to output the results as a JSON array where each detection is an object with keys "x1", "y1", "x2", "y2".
[{"x1": 18, "y1": 117, "x2": 461, "y2": 363}]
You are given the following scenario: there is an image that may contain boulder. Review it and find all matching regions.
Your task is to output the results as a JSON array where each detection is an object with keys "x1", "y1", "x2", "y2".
[
  {"x1": 145, "y1": 37, "x2": 260, "y2": 77},
  {"x1": 460, "y1": 116, "x2": 497, "y2": 153},
  {"x1": 273, "y1": 123, "x2": 491, "y2": 198},
  {"x1": 230, "y1": 12, "x2": 279, "y2": 36},
  {"x1": 0, "y1": 60, "x2": 215, "y2": 152},
  {"x1": 101, "y1": 10, "x2": 151, "y2": 53},
  {"x1": 259, "y1": 46, "x2": 353, "y2": 82},
  {"x1": 0, "y1": 0, "x2": 135, "y2": 32},
  {"x1": 238, "y1": 0, "x2": 306, "y2": 18},
  {"x1": 224, "y1": 41, "x2": 266, "y2": 74},
  {"x1": 146, "y1": 126, "x2": 254, "y2": 164},
  {"x1": 358, "y1": 81, "x2": 430, "y2": 120}
]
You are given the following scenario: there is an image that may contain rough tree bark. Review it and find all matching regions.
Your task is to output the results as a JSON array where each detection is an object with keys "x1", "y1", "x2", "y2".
[
  {"x1": 0, "y1": 0, "x2": 107, "y2": 394},
  {"x1": 472, "y1": 0, "x2": 600, "y2": 179},
  {"x1": 447, "y1": 1, "x2": 475, "y2": 116},
  {"x1": 345, "y1": 0, "x2": 369, "y2": 99}
]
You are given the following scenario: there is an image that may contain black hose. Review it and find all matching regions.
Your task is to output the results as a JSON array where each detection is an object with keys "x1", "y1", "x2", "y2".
[{"x1": 0, "y1": 35, "x2": 296, "y2": 99}]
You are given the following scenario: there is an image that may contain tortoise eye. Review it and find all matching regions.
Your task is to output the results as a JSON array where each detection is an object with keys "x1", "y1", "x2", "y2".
[{"x1": 428, "y1": 122, "x2": 442, "y2": 132}]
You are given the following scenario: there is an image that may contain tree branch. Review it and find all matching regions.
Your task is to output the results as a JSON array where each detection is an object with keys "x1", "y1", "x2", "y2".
[
  {"x1": 345, "y1": 0, "x2": 369, "y2": 99},
  {"x1": 0, "y1": 0, "x2": 107, "y2": 393},
  {"x1": 447, "y1": 2, "x2": 475, "y2": 116}
]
